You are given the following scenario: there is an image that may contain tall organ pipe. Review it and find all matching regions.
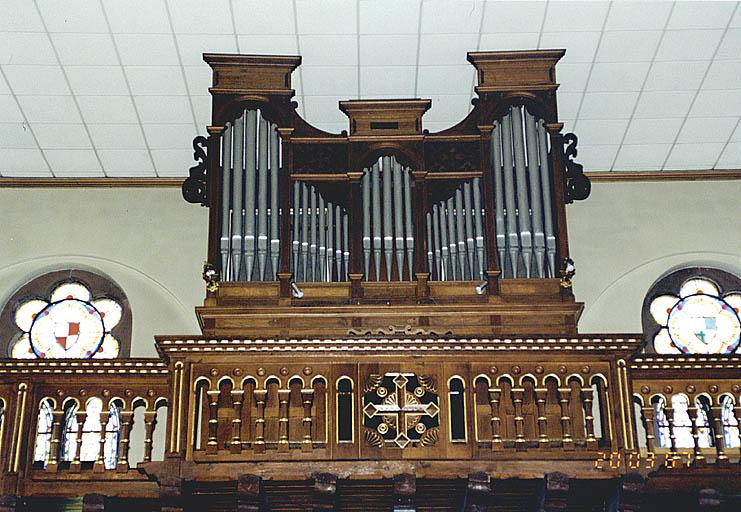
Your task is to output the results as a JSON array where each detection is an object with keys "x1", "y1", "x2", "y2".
[
  {"x1": 220, "y1": 123, "x2": 232, "y2": 279},
  {"x1": 403, "y1": 170, "x2": 414, "y2": 279},
  {"x1": 491, "y1": 122, "x2": 506, "y2": 274},
  {"x1": 318, "y1": 194, "x2": 326, "y2": 281},
  {"x1": 472, "y1": 178, "x2": 485, "y2": 280},
  {"x1": 335, "y1": 205, "x2": 343, "y2": 281},
  {"x1": 438, "y1": 202, "x2": 449, "y2": 280},
  {"x1": 432, "y1": 204, "x2": 443, "y2": 280},
  {"x1": 501, "y1": 112, "x2": 520, "y2": 278},
  {"x1": 230, "y1": 112, "x2": 245, "y2": 281},
  {"x1": 257, "y1": 116, "x2": 269, "y2": 280},
  {"x1": 524, "y1": 111, "x2": 545, "y2": 278},
  {"x1": 382, "y1": 157, "x2": 393, "y2": 281},
  {"x1": 243, "y1": 110, "x2": 257, "y2": 281},
  {"x1": 269, "y1": 125, "x2": 280, "y2": 279},
  {"x1": 392, "y1": 160, "x2": 404, "y2": 280},
  {"x1": 362, "y1": 166, "x2": 372, "y2": 280},
  {"x1": 342, "y1": 209, "x2": 349, "y2": 281},
  {"x1": 309, "y1": 185, "x2": 317, "y2": 281},
  {"x1": 446, "y1": 197, "x2": 458, "y2": 280},
  {"x1": 300, "y1": 183, "x2": 309, "y2": 281},
  {"x1": 371, "y1": 164, "x2": 382, "y2": 281},
  {"x1": 511, "y1": 107, "x2": 532, "y2": 278},
  {"x1": 454, "y1": 188, "x2": 467, "y2": 279},
  {"x1": 463, "y1": 182, "x2": 475, "y2": 281},
  {"x1": 537, "y1": 121, "x2": 556, "y2": 277},
  {"x1": 292, "y1": 182, "x2": 300, "y2": 278},
  {"x1": 326, "y1": 198, "x2": 334, "y2": 281},
  {"x1": 425, "y1": 212, "x2": 434, "y2": 279}
]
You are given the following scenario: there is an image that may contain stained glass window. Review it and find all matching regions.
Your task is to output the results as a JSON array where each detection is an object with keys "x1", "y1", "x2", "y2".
[
  {"x1": 10, "y1": 280, "x2": 122, "y2": 359},
  {"x1": 33, "y1": 399, "x2": 54, "y2": 467},
  {"x1": 721, "y1": 395, "x2": 740, "y2": 449},
  {"x1": 647, "y1": 276, "x2": 741, "y2": 355}
]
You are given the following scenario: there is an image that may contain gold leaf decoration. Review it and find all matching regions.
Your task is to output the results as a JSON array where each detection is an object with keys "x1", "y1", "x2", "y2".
[
  {"x1": 364, "y1": 429, "x2": 384, "y2": 448},
  {"x1": 363, "y1": 374, "x2": 383, "y2": 393},
  {"x1": 418, "y1": 375, "x2": 437, "y2": 394},
  {"x1": 347, "y1": 325, "x2": 452, "y2": 337},
  {"x1": 419, "y1": 427, "x2": 439, "y2": 447}
]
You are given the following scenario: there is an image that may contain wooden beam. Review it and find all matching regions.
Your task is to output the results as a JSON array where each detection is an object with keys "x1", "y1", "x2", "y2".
[
  {"x1": 0, "y1": 177, "x2": 184, "y2": 188},
  {"x1": 393, "y1": 473, "x2": 416, "y2": 512},
  {"x1": 82, "y1": 494, "x2": 106, "y2": 512},
  {"x1": 586, "y1": 169, "x2": 741, "y2": 182},
  {"x1": 463, "y1": 472, "x2": 491, "y2": 512},
  {"x1": 616, "y1": 473, "x2": 645, "y2": 512},
  {"x1": 237, "y1": 474, "x2": 262, "y2": 512},
  {"x1": 312, "y1": 472, "x2": 337, "y2": 511},
  {"x1": 536, "y1": 472, "x2": 570, "y2": 512}
]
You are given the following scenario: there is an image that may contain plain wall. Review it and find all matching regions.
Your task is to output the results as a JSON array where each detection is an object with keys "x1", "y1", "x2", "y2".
[
  {"x1": 0, "y1": 187, "x2": 207, "y2": 357},
  {"x1": 0, "y1": 179, "x2": 739, "y2": 355}
]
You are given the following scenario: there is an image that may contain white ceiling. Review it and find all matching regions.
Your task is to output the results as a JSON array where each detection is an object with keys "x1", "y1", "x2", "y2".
[{"x1": 0, "y1": 0, "x2": 740, "y2": 178}]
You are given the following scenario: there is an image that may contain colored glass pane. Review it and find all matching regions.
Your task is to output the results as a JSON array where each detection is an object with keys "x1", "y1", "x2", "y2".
[
  {"x1": 666, "y1": 294, "x2": 741, "y2": 354},
  {"x1": 649, "y1": 295, "x2": 678, "y2": 326},
  {"x1": 14, "y1": 299, "x2": 46, "y2": 332},
  {"x1": 29, "y1": 299, "x2": 105, "y2": 358},
  {"x1": 91, "y1": 298, "x2": 122, "y2": 331},
  {"x1": 50, "y1": 282, "x2": 91, "y2": 303},
  {"x1": 10, "y1": 334, "x2": 35, "y2": 359},
  {"x1": 652, "y1": 328, "x2": 680, "y2": 354},
  {"x1": 679, "y1": 278, "x2": 718, "y2": 299}
]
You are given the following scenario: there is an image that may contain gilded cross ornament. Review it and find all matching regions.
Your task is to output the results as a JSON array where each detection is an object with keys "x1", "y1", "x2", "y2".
[{"x1": 362, "y1": 373, "x2": 440, "y2": 449}]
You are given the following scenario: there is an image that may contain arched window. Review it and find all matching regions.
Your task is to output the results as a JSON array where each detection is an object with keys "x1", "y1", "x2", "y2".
[
  {"x1": 1, "y1": 270, "x2": 131, "y2": 359},
  {"x1": 33, "y1": 399, "x2": 54, "y2": 467},
  {"x1": 652, "y1": 396, "x2": 671, "y2": 448},
  {"x1": 720, "y1": 395, "x2": 740, "y2": 449},
  {"x1": 642, "y1": 268, "x2": 741, "y2": 355},
  {"x1": 61, "y1": 401, "x2": 79, "y2": 462}
]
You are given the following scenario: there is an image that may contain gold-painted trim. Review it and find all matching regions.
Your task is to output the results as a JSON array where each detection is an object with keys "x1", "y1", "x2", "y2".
[
  {"x1": 605, "y1": 384, "x2": 615, "y2": 447},
  {"x1": 0, "y1": 397, "x2": 5, "y2": 467},
  {"x1": 446, "y1": 375, "x2": 467, "y2": 444},
  {"x1": 176, "y1": 362, "x2": 185, "y2": 454},
  {"x1": 616, "y1": 360, "x2": 631, "y2": 451},
  {"x1": 587, "y1": 169, "x2": 741, "y2": 182},
  {"x1": 334, "y1": 376, "x2": 355, "y2": 445},
  {"x1": 622, "y1": 364, "x2": 635, "y2": 451},
  {"x1": 10, "y1": 383, "x2": 28, "y2": 473},
  {"x1": 0, "y1": 177, "x2": 184, "y2": 188}
]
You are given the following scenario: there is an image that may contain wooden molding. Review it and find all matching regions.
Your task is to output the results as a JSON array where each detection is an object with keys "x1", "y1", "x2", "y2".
[
  {"x1": 587, "y1": 169, "x2": 741, "y2": 182},
  {"x1": 0, "y1": 177, "x2": 184, "y2": 188}
]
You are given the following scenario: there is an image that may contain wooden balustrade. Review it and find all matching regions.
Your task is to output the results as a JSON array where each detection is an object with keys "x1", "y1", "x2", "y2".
[{"x1": 630, "y1": 355, "x2": 741, "y2": 466}]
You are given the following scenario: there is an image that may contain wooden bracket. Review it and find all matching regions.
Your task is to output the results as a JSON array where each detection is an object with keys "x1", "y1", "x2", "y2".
[
  {"x1": 82, "y1": 494, "x2": 106, "y2": 512},
  {"x1": 536, "y1": 472, "x2": 570, "y2": 512},
  {"x1": 237, "y1": 474, "x2": 262, "y2": 512},
  {"x1": 312, "y1": 472, "x2": 338, "y2": 511},
  {"x1": 463, "y1": 472, "x2": 491, "y2": 512},
  {"x1": 393, "y1": 473, "x2": 416, "y2": 511}
]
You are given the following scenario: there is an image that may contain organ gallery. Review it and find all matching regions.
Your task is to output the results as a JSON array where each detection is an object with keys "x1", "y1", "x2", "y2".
[{"x1": 0, "y1": 48, "x2": 739, "y2": 511}]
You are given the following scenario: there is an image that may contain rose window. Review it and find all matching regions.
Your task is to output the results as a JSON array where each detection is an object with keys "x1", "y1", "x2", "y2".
[
  {"x1": 11, "y1": 281, "x2": 121, "y2": 359},
  {"x1": 649, "y1": 278, "x2": 741, "y2": 355}
]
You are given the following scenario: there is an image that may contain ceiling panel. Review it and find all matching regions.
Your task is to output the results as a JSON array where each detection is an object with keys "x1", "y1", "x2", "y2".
[{"x1": 0, "y1": 0, "x2": 740, "y2": 178}]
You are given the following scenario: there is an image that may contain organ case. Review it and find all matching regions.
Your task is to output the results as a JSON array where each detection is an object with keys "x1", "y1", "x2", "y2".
[{"x1": 183, "y1": 49, "x2": 591, "y2": 337}]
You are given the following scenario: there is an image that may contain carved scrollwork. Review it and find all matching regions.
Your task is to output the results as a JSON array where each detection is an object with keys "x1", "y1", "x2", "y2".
[
  {"x1": 347, "y1": 325, "x2": 452, "y2": 338},
  {"x1": 562, "y1": 133, "x2": 591, "y2": 203},
  {"x1": 417, "y1": 375, "x2": 437, "y2": 394},
  {"x1": 425, "y1": 140, "x2": 479, "y2": 172},
  {"x1": 202, "y1": 261, "x2": 220, "y2": 292},
  {"x1": 182, "y1": 135, "x2": 209, "y2": 206},
  {"x1": 363, "y1": 374, "x2": 383, "y2": 394},
  {"x1": 559, "y1": 257, "x2": 576, "y2": 289}
]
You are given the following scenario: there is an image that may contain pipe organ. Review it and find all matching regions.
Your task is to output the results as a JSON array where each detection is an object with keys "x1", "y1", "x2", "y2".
[
  {"x1": 219, "y1": 108, "x2": 281, "y2": 282},
  {"x1": 181, "y1": 50, "x2": 592, "y2": 335}
]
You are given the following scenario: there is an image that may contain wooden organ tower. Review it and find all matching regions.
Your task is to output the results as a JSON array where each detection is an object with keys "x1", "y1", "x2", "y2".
[{"x1": 0, "y1": 49, "x2": 738, "y2": 511}]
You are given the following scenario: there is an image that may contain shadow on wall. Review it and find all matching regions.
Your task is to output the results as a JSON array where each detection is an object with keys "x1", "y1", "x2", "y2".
[
  {"x1": 578, "y1": 251, "x2": 741, "y2": 334},
  {"x1": 0, "y1": 255, "x2": 199, "y2": 357}
]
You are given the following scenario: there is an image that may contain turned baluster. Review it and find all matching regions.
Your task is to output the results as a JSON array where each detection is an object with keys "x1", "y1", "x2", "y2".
[
  {"x1": 142, "y1": 410, "x2": 158, "y2": 463},
  {"x1": 116, "y1": 409, "x2": 133, "y2": 473},
  {"x1": 690, "y1": 401, "x2": 706, "y2": 467},
  {"x1": 535, "y1": 388, "x2": 550, "y2": 449},
  {"x1": 69, "y1": 409, "x2": 86, "y2": 472},
  {"x1": 640, "y1": 405, "x2": 658, "y2": 453},
  {"x1": 710, "y1": 403, "x2": 729, "y2": 466},
  {"x1": 512, "y1": 388, "x2": 526, "y2": 451},
  {"x1": 93, "y1": 410, "x2": 109, "y2": 472},
  {"x1": 278, "y1": 389, "x2": 290, "y2": 452},
  {"x1": 230, "y1": 390, "x2": 244, "y2": 454},
  {"x1": 253, "y1": 389, "x2": 267, "y2": 453},
  {"x1": 581, "y1": 387, "x2": 597, "y2": 450},
  {"x1": 301, "y1": 388, "x2": 315, "y2": 452},
  {"x1": 665, "y1": 402, "x2": 679, "y2": 462},
  {"x1": 557, "y1": 388, "x2": 574, "y2": 450},
  {"x1": 46, "y1": 408, "x2": 65, "y2": 472},
  {"x1": 206, "y1": 390, "x2": 220, "y2": 454},
  {"x1": 487, "y1": 388, "x2": 502, "y2": 451}
]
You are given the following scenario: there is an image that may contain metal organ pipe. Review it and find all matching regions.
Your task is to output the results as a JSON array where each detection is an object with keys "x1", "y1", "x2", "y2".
[
  {"x1": 220, "y1": 122, "x2": 232, "y2": 279},
  {"x1": 362, "y1": 166, "x2": 372, "y2": 280},
  {"x1": 511, "y1": 106, "x2": 532, "y2": 278},
  {"x1": 463, "y1": 181, "x2": 475, "y2": 280},
  {"x1": 219, "y1": 108, "x2": 283, "y2": 282},
  {"x1": 487, "y1": 105, "x2": 558, "y2": 279},
  {"x1": 244, "y1": 110, "x2": 257, "y2": 281},
  {"x1": 230, "y1": 112, "x2": 245, "y2": 281},
  {"x1": 472, "y1": 177, "x2": 485, "y2": 280},
  {"x1": 382, "y1": 156, "x2": 393, "y2": 281},
  {"x1": 537, "y1": 120, "x2": 556, "y2": 277},
  {"x1": 269, "y1": 125, "x2": 280, "y2": 279},
  {"x1": 392, "y1": 160, "x2": 404, "y2": 281},
  {"x1": 371, "y1": 163, "x2": 382, "y2": 281},
  {"x1": 257, "y1": 116, "x2": 269, "y2": 281},
  {"x1": 403, "y1": 170, "x2": 414, "y2": 280},
  {"x1": 524, "y1": 111, "x2": 545, "y2": 278},
  {"x1": 309, "y1": 184, "x2": 317, "y2": 281}
]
